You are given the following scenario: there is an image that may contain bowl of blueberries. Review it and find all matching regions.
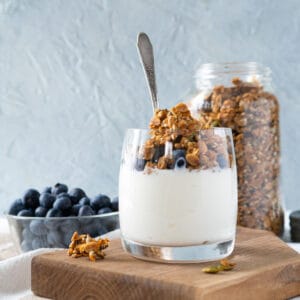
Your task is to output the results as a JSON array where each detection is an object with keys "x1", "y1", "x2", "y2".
[{"x1": 5, "y1": 183, "x2": 119, "y2": 252}]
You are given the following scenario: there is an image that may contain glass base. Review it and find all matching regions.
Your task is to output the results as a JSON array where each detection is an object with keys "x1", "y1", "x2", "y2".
[{"x1": 121, "y1": 237, "x2": 235, "y2": 263}]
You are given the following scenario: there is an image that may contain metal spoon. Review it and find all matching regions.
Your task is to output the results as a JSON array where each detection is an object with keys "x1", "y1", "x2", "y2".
[{"x1": 137, "y1": 32, "x2": 159, "y2": 113}]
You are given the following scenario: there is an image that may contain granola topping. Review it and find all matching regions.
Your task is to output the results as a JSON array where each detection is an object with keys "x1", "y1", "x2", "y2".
[{"x1": 140, "y1": 102, "x2": 231, "y2": 171}]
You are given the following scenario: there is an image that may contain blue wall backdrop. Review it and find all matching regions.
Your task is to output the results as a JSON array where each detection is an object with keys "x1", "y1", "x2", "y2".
[{"x1": 0, "y1": 0, "x2": 299, "y2": 211}]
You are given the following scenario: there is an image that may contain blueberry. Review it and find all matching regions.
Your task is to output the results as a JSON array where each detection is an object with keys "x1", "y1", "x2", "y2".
[
  {"x1": 79, "y1": 197, "x2": 90, "y2": 206},
  {"x1": 71, "y1": 204, "x2": 82, "y2": 216},
  {"x1": 8, "y1": 199, "x2": 25, "y2": 215},
  {"x1": 98, "y1": 207, "x2": 112, "y2": 215},
  {"x1": 152, "y1": 145, "x2": 165, "y2": 163},
  {"x1": 69, "y1": 188, "x2": 86, "y2": 204},
  {"x1": 44, "y1": 218, "x2": 60, "y2": 229},
  {"x1": 62, "y1": 207, "x2": 73, "y2": 217},
  {"x1": 19, "y1": 218, "x2": 31, "y2": 228},
  {"x1": 56, "y1": 194, "x2": 73, "y2": 213},
  {"x1": 78, "y1": 205, "x2": 95, "y2": 216},
  {"x1": 22, "y1": 227, "x2": 35, "y2": 241},
  {"x1": 103, "y1": 216, "x2": 120, "y2": 232},
  {"x1": 29, "y1": 220, "x2": 48, "y2": 236},
  {"x1": 32, "y1": 237, "x2": 49, "y2": 249},
  {"x1": 53, "y1": 196, "x2": 72, "y2": 211},
  {"x1": 61, "y1": 231, "x2": 74, "y2": 247},
  {"x1": 46, "y1": 208, "x2": 64, "y2": 217},
  {"x1": 97, "y1": 226, "x2": 108, "y2": 236},
  {"x1": 69, "y1": 196, "x2": 78, "y2": 205},
  {"x1": 21, "y1": 240, "x2": 33, "y2": 251},
  {"x1": 135, "y1": 158, "x2": 146, "y2": 171},
  {"x1": 18, "y1": 209, "x2": 34, "y2": 217},
  {"x1": 59, "y1": 219, "x2": 80, "y2": 233},
  {"x1": 110, "y1": 196, "x2": 119, "y2": 211},
  {"x1": 173, "y1": 149, "x2": 186, "y2": 159},
  {"x1": 202, "y1": 99, "x2": 212, "y2": 112},
  {"x1": 35, "y1": 206, "x2": 48, "y2": 217},
  {"x1": 81, "y1": 223, "x2": 107, "y2": 237},
  {"x1": 20, "y1": 218, "x2": 30, "y2": 227},
  {"x1": 39, "y1": 193, "x2": 55, "y2": 209},
  {"x1": 52, "y1": 183, "x2": 68, "y2": 196},
  {"x1": 22, "y1": 189, "x2": 40, "y2": 209},
  {"x1": 56, "y1": 192, "x2": 70, "y2": 198},
  {"x1": 172, "y1": 149, "x2": 186, "y2": 169},
  {"x1": 42, "y1": 186, "x2": 52, "y2": 194},
  {"x1": 47, "y1": 231, "x2": 64, "y2": 247},
  {"x1": 91, "y1": 194, "x2": 110, "y2": 211},
  {"x1": 79, "y1": 217, "x2": 93, "y2": 226},
  {"x1": 175, "y1": 157, "x2": 186, "y2": 169},
  {"x1": 217, "y1": 154, "x2": 228, "y2": 169}
]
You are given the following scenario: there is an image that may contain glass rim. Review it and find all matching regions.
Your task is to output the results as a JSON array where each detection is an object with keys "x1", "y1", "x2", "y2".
[
  {"x1": 195, "y1": 61, "x2": 271, "y2": 78},
  {"x1": 125, "y1": 127, "x2": 233, "y2": 134},
  {"x1": 4, "y1": 211, "x2": 119, "y2": 221}
]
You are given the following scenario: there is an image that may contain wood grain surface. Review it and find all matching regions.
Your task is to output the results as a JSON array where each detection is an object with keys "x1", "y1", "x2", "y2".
[{"x1": 31, "y1": 227, "x2": 300, "y2": 300}]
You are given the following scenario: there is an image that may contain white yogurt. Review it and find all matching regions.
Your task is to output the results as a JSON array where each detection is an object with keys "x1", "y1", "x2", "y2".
[{"x1": 119, "y1": 167, "x2": 237, "y2": 246}]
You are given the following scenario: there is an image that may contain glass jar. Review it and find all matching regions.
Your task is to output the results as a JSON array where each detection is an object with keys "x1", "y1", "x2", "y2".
[
  {"x1": 187, "y1": 62, "x2": 284, "y2": 236},
  {"x1": 119, "y1": 128, "x2": 238, "y2": 263}
]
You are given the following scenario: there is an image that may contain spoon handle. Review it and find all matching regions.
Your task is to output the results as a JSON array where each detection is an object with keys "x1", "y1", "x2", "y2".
[{"x1": 137, "y1": 32, "x2": 159, "y2": 112}]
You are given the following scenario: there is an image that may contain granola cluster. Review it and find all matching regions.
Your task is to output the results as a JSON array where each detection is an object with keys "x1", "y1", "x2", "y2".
[
  {"x1": 149, "y1": 102, "x2": 200, "y2": 145},
  {"x1": 202, "y1": 259, "x2": 236, "y2": 274},
  {"x1": 197, "y1": 78, "x2": 283, "y2": 235},
  {"x1": 68, "y1": 231, "x2": 109, "y2": 262},
  {"x1": 139, "y1": 103, "x2": 231, "y2": 171}
]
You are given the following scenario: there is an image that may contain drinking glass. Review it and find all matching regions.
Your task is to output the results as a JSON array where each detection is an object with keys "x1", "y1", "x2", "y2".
[{"x1": 119, "y1": 128, "x2": 237, "y2": 263}]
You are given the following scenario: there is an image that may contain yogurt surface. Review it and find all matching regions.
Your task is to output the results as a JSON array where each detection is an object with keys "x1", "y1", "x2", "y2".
[{"x1": 119, "y1": 167, "x2": 237, "y2": 246}]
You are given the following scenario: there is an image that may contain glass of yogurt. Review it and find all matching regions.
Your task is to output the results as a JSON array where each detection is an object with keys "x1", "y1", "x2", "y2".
[{"x1": 119, "y1": 126, "x2": 237, "y2": 263}]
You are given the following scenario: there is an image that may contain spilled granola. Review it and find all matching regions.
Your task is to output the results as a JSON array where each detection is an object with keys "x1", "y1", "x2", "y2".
[
  {"x1": 202, "y1": 259, "x2": 236, "y2": 274},
  {"x1": 68, "y1": 231, "x2": 109, "y2": 262}
]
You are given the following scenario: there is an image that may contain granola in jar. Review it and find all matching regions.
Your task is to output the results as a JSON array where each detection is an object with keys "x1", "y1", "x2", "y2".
[{"x1": 189, "y1": 63, "x2": 283, "y2": 235}]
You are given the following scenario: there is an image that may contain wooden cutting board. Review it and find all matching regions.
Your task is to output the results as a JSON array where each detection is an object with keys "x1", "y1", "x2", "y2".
[{"x1": 32, "y1": 227, "x2": 300, "y2": 300}]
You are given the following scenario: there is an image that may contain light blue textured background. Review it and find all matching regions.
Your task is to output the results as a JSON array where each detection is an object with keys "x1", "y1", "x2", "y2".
[{"x1": 0, "y1": 0, "x2": 299, "y2": 212}]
